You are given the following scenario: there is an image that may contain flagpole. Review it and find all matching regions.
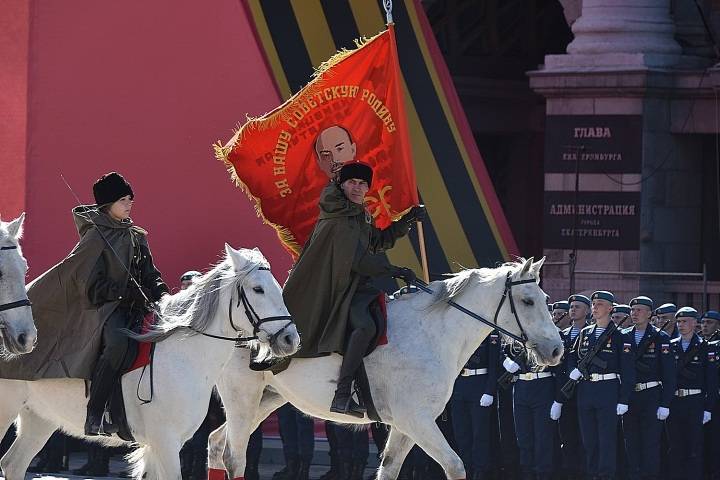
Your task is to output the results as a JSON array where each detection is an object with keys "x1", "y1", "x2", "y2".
[{"x1": 417, "y1": 220, "x2": 430, "y2": 283}]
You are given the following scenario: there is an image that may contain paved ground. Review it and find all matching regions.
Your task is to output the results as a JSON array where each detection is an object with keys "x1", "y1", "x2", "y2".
[{"x1": 6, "y1": 438, "x2": 381, "y2": 479}]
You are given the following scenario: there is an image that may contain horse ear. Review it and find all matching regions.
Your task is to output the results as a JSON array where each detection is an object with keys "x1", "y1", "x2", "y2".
[
  {"x1": 6, "y1": 212, "x2": 25, "y2": 240},
  {"x1": 531, "y1": 256, "x2": 546, "y2": 276},
  {"x1": 520, "y1": 257, "x2": 534, "y2": 275}
]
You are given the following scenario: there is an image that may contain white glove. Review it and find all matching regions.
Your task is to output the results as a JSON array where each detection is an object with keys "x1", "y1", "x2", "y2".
[
  {"x1": 550, "y1": 401, "x2": 563, "y2": 420},
  {"x1": 656, "y1": 407, "x2": 670, "y2": 421},
  {"x1": 569, "y1": 368, "x2": 582, "y2": 381},
  {"x1": 616, "y1": 403, "x2": 628, "y2": 416},
  {"x1": 503, "y1": 357, "x2": 520, "y2": 373},
  {"x1": 480, "y1": 394, "x2": 494, "y2": 407},
  {"x1": 703, "y1": 411, "x2": 712, "y2": 424}
]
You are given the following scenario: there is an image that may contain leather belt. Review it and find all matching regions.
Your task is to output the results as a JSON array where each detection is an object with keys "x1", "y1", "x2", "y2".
[
  {"x1": 588, "y1": 373, "x2": 618, "y2": 382},
  {"x1": 518, "y1": 372, "x2": 553, "y2": 381},
  {"x1": 461, "y1": 368, "x2": 488, "y2": 377},
  {"x1": 635, "y1": 381, "x2": 661, "y2": 392},
  {"x1": 675, "y1": 388, "x2": 702, "y2": 397}
]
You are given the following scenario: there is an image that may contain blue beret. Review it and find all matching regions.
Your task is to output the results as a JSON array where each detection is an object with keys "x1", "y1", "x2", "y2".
[
  {"x1": 655, "y1": 303, "x2": 677, "y2": 315},
  {"x1": 630, "y1": 296, "x2": 653, "y2": 309},
  {"x1": 612, "y1": 304, "x2": 631, "y2": 315},
  {"x1": 553, "y1": 301, "x2": 570, "y2": 311},
  {"x1": 676, "y1": 307, "x2": 698, "y2": 319},
  {"x1": 568, "y1": 294, "x2": 591, "y2": 307},
  {"x1": 592, "y1": 291, "x2": 615, "y2": 303},
  {"x1": 701, "y1": 310, "x2": 720, "y2": 321}
]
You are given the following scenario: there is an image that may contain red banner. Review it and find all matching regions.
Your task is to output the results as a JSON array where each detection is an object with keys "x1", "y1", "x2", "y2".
[{"x1": 216, "y1": 26, "x2": 418, "y2": 258}]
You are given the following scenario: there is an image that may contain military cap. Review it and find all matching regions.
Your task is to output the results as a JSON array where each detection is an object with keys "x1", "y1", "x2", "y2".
[
  {"x1": 675, "y1": 307, "x2": 699, "y2": 319},
  {"x1": 701, "y1": 310, "x2": 720, "y2": 321},
  {"x1": 553, "y1": 301, "x2": 570, "y2": 311},
  {"x1": 655, "y1": 303, "x2": 677, "y2": 315},
  {"x1": 591, "y1": 291, "x2": 615, "y2": 304},
  {"x1": 612, "y1": 304, "x2": 631, "y2": 315},
  {"x1": 630, "y1": 296, "x2": 654, "y2": 310},
  {"x1": 568, "y1": 294, "x2": 591, "y2": 307}
]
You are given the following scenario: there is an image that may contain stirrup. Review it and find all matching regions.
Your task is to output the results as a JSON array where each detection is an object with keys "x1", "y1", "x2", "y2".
[{"x1": 330, "y1": 394, "x2": 365, "y2": 418}]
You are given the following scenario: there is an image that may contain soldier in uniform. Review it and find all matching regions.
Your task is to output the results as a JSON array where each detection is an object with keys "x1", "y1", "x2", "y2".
[
  {"x1": 667, "y1": 307, "x2": 719, "y2": 480},
  {"x1": 502, "y1": 341, "x2": 556, "y2": 479},
  {"x1": 701, "y1": 310, "x2": 720, "y2": 341},
  {"x1": 655, "y1": 304, "x2": 678, "y2": 339},
  {"x1": 553, "y1": 301, "x2": 571, "y2": 330},
  {"x1": 450, "y1": 331, "x2": 500, "y2": 480},
  {"x1": 551, "y1": 294, "x2": 590, "y2": 480},
  {"x1": 621, "y1": 296, "x2": 676, "y2": 480},
  {"x1": 566, "y1": 291, "x2": 635, "y2": 480}
]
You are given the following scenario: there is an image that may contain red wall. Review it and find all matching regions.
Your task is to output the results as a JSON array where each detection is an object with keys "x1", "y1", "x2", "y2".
[
  {"x1": 0, "y1": 0, "x2": 28, "y2": 217},
  {"x1": 18, "y1": 0, "x2": 292, "y2": 287}
]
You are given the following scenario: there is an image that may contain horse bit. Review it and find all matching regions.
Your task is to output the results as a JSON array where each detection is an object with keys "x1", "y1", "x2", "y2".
[{"x1": 0, "y1": 246, "x2": 32, "y2": 315}]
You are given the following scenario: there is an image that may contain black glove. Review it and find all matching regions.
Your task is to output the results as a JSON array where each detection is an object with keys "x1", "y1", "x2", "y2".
[
  {"x1": 401, "y1": 205, "x2": 427, "y2": 224},
  {"x1": 392, "y1": 267, "x2": 417, "y2": 285}
]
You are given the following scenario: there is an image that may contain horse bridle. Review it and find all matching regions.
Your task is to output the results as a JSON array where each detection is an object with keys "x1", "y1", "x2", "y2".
[
  {"x1": 0, "y1": 246, "x2": 32, "y2": 315},
  {"x1": 491, "y1": 272, "x2": 535, "y2": 344},
  {"x1": 192, "y1": 266, "x2": 293, "y2": 347}
]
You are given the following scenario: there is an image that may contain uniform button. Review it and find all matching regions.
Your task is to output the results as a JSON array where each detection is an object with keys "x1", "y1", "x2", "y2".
[{"x1": 118, "y1": 296, "x2": 123, "y2": 300}]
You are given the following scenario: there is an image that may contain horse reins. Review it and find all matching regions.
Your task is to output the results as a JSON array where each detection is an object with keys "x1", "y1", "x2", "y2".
[
  {"x1": 412, "y1": 272, "x2": 536, "y2": 344},
  {"x1": 0, "y1": 246, "x2": 32, "y2": 314},
  {"x1": 191, "y1": 266, "x2": 293, "y2": 347}
]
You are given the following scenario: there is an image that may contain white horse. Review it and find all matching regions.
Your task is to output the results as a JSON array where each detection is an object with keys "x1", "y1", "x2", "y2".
[
  {"x1": 0, "y1": 213, "x2": 36, "y2": 356},
  {"x1": 208, "y1": 257, "x2": 562, "y2": 480},
  {"x1": 0, "y1": 245, "x2": 300, "y2": 479}
]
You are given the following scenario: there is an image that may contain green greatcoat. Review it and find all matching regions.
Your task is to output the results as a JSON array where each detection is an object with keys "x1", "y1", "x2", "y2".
[
  {"x1": 283, "y1": 182, "x2": 410, "y2": 358},
  {"x1": 0, "y1": 206, "x2": 157, "y2": 380}
]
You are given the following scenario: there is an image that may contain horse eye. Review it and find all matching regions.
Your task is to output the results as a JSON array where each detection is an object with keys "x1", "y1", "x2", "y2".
[
  {"x1": 522, "y1": 298, "x2": 534, "y2": 306},
  {"x1": 253, "y1": 286, "x2": 264, "y2": 294}
]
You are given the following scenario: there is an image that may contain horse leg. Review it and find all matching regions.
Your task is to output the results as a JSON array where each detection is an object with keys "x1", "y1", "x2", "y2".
[
  {"x1": 0, "y1": 409, "x2": 56, "y2": 480},
  {"x1": 402, "y1": 420, "x2": 466, "y2": 480},
  {"x1": 207, "y1": 424, "x2": 229, "y2": 479},
  {"x1": 0, "y1": 380, "x2": 26, "y2": 440},
  {"x1": 376, "y1": 428, "x2": 415, "y2": 480},
  {"x1": 144, "y1": 439, "x2": 183, "y2": 480}
]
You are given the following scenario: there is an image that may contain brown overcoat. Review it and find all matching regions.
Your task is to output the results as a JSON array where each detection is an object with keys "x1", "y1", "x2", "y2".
[
  {"x1": 0, "y1": 206, "x2": 149, "y2": 380},
  {"x1": 283, "y1": 182, "x2": 409, "y2": 357}
]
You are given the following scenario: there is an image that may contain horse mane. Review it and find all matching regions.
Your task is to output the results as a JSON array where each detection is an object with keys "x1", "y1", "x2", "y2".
[
  {"x1": 426, "y1": 258, "x2": 532, "y2": 309},
  {"x1": 131, "y1": 249, "x2": 270, "y2": 343}
]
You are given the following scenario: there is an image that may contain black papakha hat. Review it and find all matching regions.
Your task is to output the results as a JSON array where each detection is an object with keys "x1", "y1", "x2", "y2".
[
  {"x1": 338, "y1": 162, "x2": 373, "y2": 188},
  {"x1": 93, "y1": 172, "x2": 134, "y2": 206}
]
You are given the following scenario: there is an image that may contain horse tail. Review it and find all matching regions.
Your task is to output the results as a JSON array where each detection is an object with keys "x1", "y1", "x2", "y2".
[{"x1": 126, "y1": 446, "x2": 155, "y2": 480}]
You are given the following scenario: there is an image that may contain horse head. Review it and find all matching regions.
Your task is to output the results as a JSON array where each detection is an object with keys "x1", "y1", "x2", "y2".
[
  {"x1": 494, "y1": 257, "x2": 563, "y2": 366},
  {"x1": 224, "y1": 244, "x2": 300, "y2": 359},
  {"x1": 0, "y1": 213, "x2": 37, "y2": 356}
]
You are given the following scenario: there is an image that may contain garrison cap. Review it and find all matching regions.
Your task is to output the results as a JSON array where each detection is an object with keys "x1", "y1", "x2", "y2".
[
  {"x1": 592, "y1": 291, "x2": 615, "y2": 304},
  {"x1": 612, "y1": 304, "x2": 631, "y2": 315},
  {"x1": 630, "y1": 296, "x2": 654, "y2": 310},
  {"x1": 553, "y1": 301, "x2": 570, "y2": 311},
  {"x1": 655, "y1": 303, "x2": 677, "y2": 315},
  {"x1": 676, "y1": 307, "x2": 699, "y2": 319},
  {"x1": 568, "y1": 294, "x2": 591, "y2": 307}
]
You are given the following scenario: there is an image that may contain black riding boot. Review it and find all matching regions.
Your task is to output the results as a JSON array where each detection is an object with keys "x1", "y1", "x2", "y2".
[
  {"x1": 273, "y1": 458, "x2": 300, "y2": 480},
  {"x1": 349, "y1": 461, "x2": 366, "y2": 480},
  {"x1": 330, "y1": 330, "x2": 368, "y2": 418},
  {"x1": 85, "y1": 358, "x2": 120, "y2": 436}
]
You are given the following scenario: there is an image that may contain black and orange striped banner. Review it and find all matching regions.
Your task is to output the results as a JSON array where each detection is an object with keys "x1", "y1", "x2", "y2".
[{"x1": 243, "y1": 0, "x2": 518, "y2": 275}]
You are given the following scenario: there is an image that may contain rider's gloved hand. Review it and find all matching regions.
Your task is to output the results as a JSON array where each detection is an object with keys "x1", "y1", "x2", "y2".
[
  {"x1": 400, "y1": 205, "x2": 427, "y2": 224},
  {"x1": 392, "y1": 267, "x2": 417, "y2": 285}
]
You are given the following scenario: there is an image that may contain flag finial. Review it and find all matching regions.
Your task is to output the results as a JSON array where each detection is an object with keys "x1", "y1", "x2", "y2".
[{"x1": 384, "y1": 0, "x2": 393, "y2": 24}]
